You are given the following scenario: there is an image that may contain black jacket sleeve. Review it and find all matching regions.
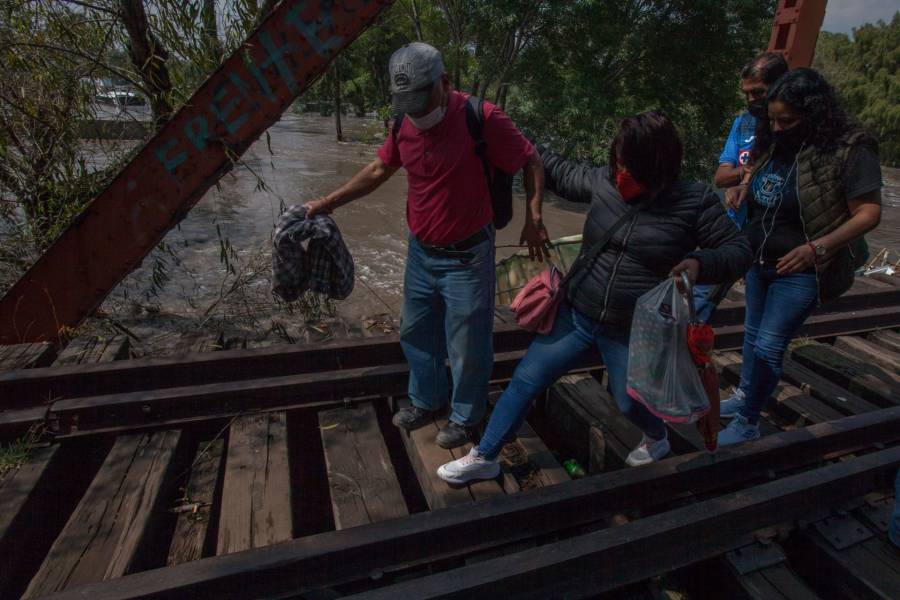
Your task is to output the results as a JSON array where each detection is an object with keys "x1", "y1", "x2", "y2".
[
  {"x1": 537, "y1": 145, "x2": 597, "y2": 204},
  {"x1": 686, "y1": 186, "x2": 753, "y2": 285}
]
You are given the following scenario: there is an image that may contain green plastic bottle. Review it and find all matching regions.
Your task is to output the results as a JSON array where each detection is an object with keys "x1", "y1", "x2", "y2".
[{"x1": 563, "y1": 459, "x2": 585, "y2": 479}]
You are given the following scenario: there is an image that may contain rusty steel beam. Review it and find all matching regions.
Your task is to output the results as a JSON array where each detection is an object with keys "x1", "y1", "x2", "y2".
[
  {"x1": 0, "y1": 0, "x2": 394, "y2": 345},
  {"x1": 767, "y1": 0, "x2": 827, "y2": 69}
]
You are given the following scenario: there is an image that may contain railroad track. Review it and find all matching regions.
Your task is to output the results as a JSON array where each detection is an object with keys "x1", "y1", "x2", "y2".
[{"x1": 1, "y1": 282, "x2": 899, "y2": 599}]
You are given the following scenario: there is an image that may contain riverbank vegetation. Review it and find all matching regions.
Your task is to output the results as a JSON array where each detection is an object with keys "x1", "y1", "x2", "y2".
[{"x1": 813, "y1": 14, "x2": 900, "y2": 167}]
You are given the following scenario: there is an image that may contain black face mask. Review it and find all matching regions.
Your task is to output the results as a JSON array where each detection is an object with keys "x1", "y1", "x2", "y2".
[
  {"x1": 773, "y1": 121, "x2": 810, "y2": 152},
  {"x1": 748, "y1": 99, "x2": 767, "y2": 119}
]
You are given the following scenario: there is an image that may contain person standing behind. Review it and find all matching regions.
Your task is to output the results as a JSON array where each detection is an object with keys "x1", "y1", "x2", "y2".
[
  {"x1": 716, "y1": 52, "x2": 789, "y2": 226},
  {"x1": 694, "y1": 53, "x2": 790, "y2": 324},
  {"x1": 718, "y1": 68, "x2": 882, "y2": 446},
  {"x1": 305, "y1": 43, "x2": 548, "y2": 449}
]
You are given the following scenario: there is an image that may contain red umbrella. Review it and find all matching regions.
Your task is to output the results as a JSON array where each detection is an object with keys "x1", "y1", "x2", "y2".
[{"x1": 681, "y1": 274, "x2": 720, "y2": 452}]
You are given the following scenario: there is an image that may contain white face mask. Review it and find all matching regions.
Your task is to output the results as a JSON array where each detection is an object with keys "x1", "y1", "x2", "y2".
[{"x1": 408, "y1": 105, "x2": 446, "y2": 130}]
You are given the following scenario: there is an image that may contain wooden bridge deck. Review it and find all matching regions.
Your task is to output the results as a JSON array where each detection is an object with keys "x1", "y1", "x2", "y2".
[{"x1": 0, "y1": 281, "x2": 898, "y2": 599}]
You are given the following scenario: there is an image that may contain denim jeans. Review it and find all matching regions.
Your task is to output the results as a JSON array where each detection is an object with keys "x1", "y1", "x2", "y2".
[
  {"x1": 738, "y1": 264, "x2": 818, "y2": 423},
  {"x1": 890, "y1": 469, "x2": 900, "y2": 548},
  {"x1": 476, "y1": 303, "x2": 667, "y2": 460},
  {"x1": 400, "y1": 227, "x2": 495, "y2": 426},
  {"x1": 693, "y1": 284, "x2": 722, "y2": 324},
  {"x1": 693, "y1": 205, "x2": 746, "y2": 323}
]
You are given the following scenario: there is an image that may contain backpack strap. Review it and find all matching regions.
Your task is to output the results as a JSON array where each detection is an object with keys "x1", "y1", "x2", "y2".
[
  {"x1": 391, "y1": 113, "x2": 404, "y2": 143},
  {"x1": 464, "y1": 96, "x2": 492, "y2": 184}
]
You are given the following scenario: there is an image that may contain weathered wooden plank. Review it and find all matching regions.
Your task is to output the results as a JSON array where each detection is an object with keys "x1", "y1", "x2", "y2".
[
  {"x1": 743, "y1": 563, "x2": 821, "y2": 600},
  {"x1": 789, "y1": 514, "x2": 900, "y2": 600},
  {"x1": 869, "y1": 273, "x2": 900, "y2": 287},
  {"x1": 394, "y1": 399, "x2": 502, "y2": 509},
  {"x1": 791, "y1": 342, "x2": 900, "y2": 407},
  {"x1": 0, "y1": 342, "x2": 56, "y2": 371},
  {"x1": 0, "y1": 444, "x2": 60, "y2": 592},
  {"x1": 37, "y1": 408, "x2": 900, "y2": 600},
  {"x1": 54, "y1": 336, "x2": 131, "y2": 366},
  {"x1": 216, "y1": 412, "x2": 292, "y2": 555},
  {"x1": 544, "y1": 378, "x2": 608, "y2": 473},
  {"x1": 781, "y1": 357, "x2": 879, "y2": 416},
  {"x1": 166, "y1": 439, "x2": 224, "y2": 566},
  {"x1": 551, "y1": 374, "x2": 641, "y2": 469},
  {"x1": 510, "y1": 420, "x2": 569, "y2": 487},
  {"x1": 835, "y1": 336, "x2": 900, "y2": 377},
  {"x1": 173, "y1": 332, "x2": 225, "y2": 356},
  {"x1": 868, "y1": 329, "x2": 900, "y2": 354},
  {"x1": 318, "y1": 403, "x2": 408, "y2": 530},
  {"x1": 854, "y1": 276, "x2": 894, "y2": 289},
  {"x1": 23, "y1": 431, "x2": 181, "y2": 597},
  {"x1": 718, "y1": 352, "x2": 844, "y2": 425}
]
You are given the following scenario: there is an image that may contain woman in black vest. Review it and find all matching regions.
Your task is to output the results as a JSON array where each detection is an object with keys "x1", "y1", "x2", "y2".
[
  {"x1": 437, "y1": 111, "x2": 752, "y2": 484},
  {"x1": 718, "y1": 68, "x2": 882, "y2": 445}
]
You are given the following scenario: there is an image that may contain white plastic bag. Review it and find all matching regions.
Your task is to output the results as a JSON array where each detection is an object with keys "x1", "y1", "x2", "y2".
[{"x1": 626, "y1": 277, "x2": 710, "y2": 423}]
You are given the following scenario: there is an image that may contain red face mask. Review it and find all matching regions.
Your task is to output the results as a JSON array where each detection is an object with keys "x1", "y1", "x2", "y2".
[{"x1": 615, "y1": 169, "x2": 647, "y2": 201}]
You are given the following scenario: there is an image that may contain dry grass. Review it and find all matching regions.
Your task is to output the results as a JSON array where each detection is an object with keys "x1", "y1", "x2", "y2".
[{"x1": 0, "y1": 425, "x2": 44, "y2": 476}]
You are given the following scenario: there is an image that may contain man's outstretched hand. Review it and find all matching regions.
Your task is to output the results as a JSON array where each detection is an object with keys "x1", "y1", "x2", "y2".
[
  {"x1": 520, "y1": 219, "x2": 551, "y2": 262},
  {"x1": 304, "y1": 197, "x2": 332, "y2": 218}
]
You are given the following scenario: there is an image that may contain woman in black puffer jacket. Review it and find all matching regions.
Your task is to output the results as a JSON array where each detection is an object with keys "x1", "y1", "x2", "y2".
[{"x1": 438, "y1": 111, "x2": 752, "y2": 484}]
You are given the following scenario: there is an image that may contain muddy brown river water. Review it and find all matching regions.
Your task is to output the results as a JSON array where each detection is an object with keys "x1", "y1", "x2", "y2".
[{"x1": 96, "y1": 113, "x2": 899, "y2": 350}]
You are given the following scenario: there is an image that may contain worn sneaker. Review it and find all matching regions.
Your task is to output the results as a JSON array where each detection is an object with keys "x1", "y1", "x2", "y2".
[
  {"x1": 437, "y1": 447, "x2": 500, "y2": 484},
  {"x1": 719, "y1": 387, "x2": 746, "y2": 418},
  {"x1": 435, "y1": 421, "x2": 472, "y2": 449},
  {"x1": 718, "y1": 414, "x2": 761, "y2": 446},
  {"x1": 625, "y1": 435, "x2": 671, "y2": 467},
  {"x1": 391, "y1": 405, "x2": 437, "y2": 431}
]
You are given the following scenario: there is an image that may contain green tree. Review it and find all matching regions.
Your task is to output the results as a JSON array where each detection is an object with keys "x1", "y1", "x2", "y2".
[
  {"x1": 814, "y1": 13, "x2": 900, "y2": 166},
  {"x1": 504, "y1": 0, "x2": 775, "y2": 179}
]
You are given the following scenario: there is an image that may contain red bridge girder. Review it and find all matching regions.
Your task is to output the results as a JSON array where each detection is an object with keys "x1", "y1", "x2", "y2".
[
  {"x1": 767, "y1": 0, "x2": 826, "y2": 69},
  {"x1": 0, "y1": 0, "x2": 394, "y2": 345}
]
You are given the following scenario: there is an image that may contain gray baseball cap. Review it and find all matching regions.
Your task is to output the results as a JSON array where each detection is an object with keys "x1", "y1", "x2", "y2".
[{"x1": 389, "y1": 43, "x2": 445, "y2": 115}]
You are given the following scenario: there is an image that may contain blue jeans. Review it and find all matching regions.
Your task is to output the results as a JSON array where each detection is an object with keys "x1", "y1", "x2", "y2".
[
  {"x1": 476, "y1": 303, "x2": 666, "y2": 460},
  {"x1": 400, "y1": 227, "x2": 495, "y2": 426},
  {"x1": 693, "y1": 205, "x2": 747, "y2": 323},
  {"x1": 738, "y1": 265, "x2": 818, "y2": 423},
  {"x1": 693, "y1": 284, "x2": 724, "y2": 324},
  {"x1": 891, "y1": 469, "x2": 900, "y2": 548}
]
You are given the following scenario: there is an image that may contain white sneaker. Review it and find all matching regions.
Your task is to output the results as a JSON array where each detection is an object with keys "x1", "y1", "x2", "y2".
[
  {"x1": 625, "y1": 435, "x2": 671, "y2": 467},
  {"x1": 718, "y1": 414, "x2": 761, "y2": 446},
  {"x1": 719, "y1": 387, "x2": 746, "y2": 418},
  {"x1": 437, "y1": 448, "x2": 500, "y2": 485}
]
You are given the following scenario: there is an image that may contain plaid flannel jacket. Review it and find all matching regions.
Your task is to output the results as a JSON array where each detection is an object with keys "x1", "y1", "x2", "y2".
[{"x1": 272, "y1": 205, "x2": 354, "y2": 301}]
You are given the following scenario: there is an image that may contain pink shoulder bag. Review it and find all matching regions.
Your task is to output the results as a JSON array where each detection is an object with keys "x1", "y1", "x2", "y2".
[{"x1": 510, "y1": 204, "x2": 642, "y2": 334}]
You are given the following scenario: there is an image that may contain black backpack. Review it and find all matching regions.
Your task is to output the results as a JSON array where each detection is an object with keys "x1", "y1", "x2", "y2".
[{"x1": 392, "y1": 96, "x2": 515, "y2": 230}]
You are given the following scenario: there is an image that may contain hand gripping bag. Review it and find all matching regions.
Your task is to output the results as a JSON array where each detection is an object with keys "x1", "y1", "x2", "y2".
[{"x1": 626, "y1": 276, "x2": 710, "y2": 423}]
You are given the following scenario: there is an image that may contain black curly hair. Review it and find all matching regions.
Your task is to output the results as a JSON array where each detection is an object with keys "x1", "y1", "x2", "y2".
[{"x1": 751, "y1": 67, "x2": 851, "y2": 162}]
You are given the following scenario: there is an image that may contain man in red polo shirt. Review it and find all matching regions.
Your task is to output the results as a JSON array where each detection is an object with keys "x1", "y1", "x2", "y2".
[{"x1": 306, "y1": 42, "x2": 546, "y2": 448}]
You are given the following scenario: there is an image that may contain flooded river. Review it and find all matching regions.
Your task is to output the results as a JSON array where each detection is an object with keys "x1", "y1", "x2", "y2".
[{"x1": 97, "y1": 113, "x2": 899, "y2": 351}]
